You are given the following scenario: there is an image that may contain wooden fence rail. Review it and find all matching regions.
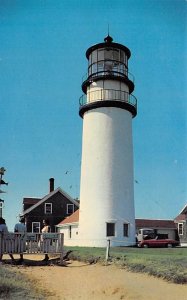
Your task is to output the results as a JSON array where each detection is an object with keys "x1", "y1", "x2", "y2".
[{"x1": 0, "y1": 232, "x2": 64, "y2": 256}]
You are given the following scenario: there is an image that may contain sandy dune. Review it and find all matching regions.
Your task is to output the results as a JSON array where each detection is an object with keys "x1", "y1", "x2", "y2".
[{"x1": 8, "y1": 254, "x2": 187, "y2": 300}]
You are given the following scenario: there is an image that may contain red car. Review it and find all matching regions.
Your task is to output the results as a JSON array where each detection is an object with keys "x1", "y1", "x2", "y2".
[{"x1": 138, "y1": 238, "x2": 179, "y2": 248}]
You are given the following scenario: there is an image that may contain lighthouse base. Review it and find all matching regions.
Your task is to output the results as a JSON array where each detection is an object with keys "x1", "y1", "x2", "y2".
[{"x1": 78, "y1": 214, "x2": 136, "y2": 248}]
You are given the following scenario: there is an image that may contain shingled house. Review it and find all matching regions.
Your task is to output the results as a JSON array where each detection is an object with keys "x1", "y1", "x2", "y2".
[
  {"x1": 174, "y1": 204, "x2": 187, "y2": 246},
  {"x1": 20, "y1": 178, "x2": 79, "y2": 232}
]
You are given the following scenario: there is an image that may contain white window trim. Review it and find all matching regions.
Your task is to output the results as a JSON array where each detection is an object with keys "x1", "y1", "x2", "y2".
[
  {"x1": 67, "y1": 204, "x2": 74, "y2": 215},
  {"x1": 45, "y1": 203, "x2": 52, "y2": 214},
  {"x1": 178, "y1": 223, "x2": 184, "y2": 235},
  {"x1": 32, "y1": 222, "x2": 40, "y2": 233}
]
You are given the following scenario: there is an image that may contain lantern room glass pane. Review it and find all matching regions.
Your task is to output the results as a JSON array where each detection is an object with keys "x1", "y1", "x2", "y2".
[
  {"x1": 104, "y1": 49, "x2": 113, "y2": 60},
  {"x1": 89, "y1": 55, "x2": 92, "y2": 66},
  {"x1": 113, "y1": 49, "x2": 120, "y2": 61},
  {"x1": 92, "y1": 63, "x2": 97, "y2": 74},
  {"x1": 120, "y1": 51, "x2": 124, "y2": 63},
  {"x1": 98, "y1": 62, "x2": 104, "y2": 74},
  {"x1": 98, "y1": 49, "x2": 104, "y2": 61},
  {"x1": 91, "y1": 50, "x2": 98, "y2": 64},
  {"x1": 104, "y1": 60, "x2": 113, "y2": 72}
]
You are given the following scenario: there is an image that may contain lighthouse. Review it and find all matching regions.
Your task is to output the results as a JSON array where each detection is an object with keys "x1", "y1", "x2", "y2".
[{"x1": 78, "y1": 35, "x2": 137, "y2": 247}]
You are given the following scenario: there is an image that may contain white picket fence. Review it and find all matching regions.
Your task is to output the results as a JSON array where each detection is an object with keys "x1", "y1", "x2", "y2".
[{"x1": 0, "y1": 232, "x2": 64, "y2": 256}]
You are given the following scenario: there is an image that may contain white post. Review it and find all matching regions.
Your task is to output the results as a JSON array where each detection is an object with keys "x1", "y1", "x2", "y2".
[
  {"x1": 105, "y1": 239, "x2": 111, "y2": 261},
  {"x1": 59, "y1": 233, "x2": 64, "y2": 264}
]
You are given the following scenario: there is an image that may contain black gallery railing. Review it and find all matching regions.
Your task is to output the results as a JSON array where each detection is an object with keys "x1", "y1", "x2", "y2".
[{"x1": 79, "y1": 89, "x2": 137, "y2": 109}]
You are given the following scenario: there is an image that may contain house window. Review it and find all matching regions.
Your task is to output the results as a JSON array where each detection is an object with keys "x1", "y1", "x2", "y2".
[
  {"x1": 32, "y1": 222, "x2": 40, "y2": 233},
  {"x1": 178, "y1": 223, "x2": 183, "y2": 235},
  {"x1": 67, "y1": 204, "x2": 74, "y2": 215},
  {"x1": 0, "y1": 202, "x2": 2, "y2": 218},
  {"x1": 45, "y1": 203, "x2": 52, "y2": 214},
  {"x1": 106, "y1": 223, "x2": 115, "y2": 237},
  {"x1": 123, "y1": 223, "x2": 129, "y2": 237}
]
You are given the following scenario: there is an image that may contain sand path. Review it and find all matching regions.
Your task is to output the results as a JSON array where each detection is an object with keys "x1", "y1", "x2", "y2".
[{"x1": 10, "y1": 255, "x2": 187, "y2": 300}]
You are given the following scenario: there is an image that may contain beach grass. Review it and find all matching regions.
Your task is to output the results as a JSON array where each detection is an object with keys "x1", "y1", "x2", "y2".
[
  {"x1": 0, "y1": 265, "x2": 53, "y2": 299},
  {"x1": 64, "y1": 246, "x2": 187, "y2": 284}
]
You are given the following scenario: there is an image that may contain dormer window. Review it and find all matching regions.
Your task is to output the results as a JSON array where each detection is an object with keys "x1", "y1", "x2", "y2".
[{"x1": 45, "y1": 203, "x2": 52, "y2": 214}]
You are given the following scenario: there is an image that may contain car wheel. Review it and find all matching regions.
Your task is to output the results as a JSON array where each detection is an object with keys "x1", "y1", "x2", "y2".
[
  {"x1": 167, "y1": 243, "x2": 172, "y2": 248},
  {"x1": 143, "y1": 244, "x2": 148, "y2": 248}
]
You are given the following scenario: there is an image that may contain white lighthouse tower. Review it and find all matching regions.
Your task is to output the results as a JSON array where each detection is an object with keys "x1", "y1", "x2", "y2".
[{"x1": 78, "y1": 35, "x2": 137, "y2": 247}]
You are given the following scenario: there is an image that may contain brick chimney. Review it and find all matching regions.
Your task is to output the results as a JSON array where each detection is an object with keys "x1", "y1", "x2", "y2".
[{"x1": 49, "y1": 178, "x2": 54, "y2": 193}]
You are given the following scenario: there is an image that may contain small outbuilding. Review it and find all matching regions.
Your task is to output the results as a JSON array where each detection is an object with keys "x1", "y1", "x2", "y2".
[{"x1": 56, "y1": 209, "x2": 79, "y2": 246}]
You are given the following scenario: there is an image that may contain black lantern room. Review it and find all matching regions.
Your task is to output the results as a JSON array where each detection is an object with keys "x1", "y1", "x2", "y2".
[{"x1": 79, "y1": 35, "x2": 137, "y2": 118}]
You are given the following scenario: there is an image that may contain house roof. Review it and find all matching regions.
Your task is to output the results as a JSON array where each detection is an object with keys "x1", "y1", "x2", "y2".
[
  {"x1": 135, "y1": 219, "x2": 176, "y2": 229},
  {"x1": 21, "y1": 187, "x2": 79, "y2": 216},
  {"x1": 174, "y1": 214, "x2": 186, "y2": 222},
  {"x1": 57, "y1": 210, "x2": 177, "y2": 229},
  {"x1": 57, "y1": 209, "x2": 79, "y2": 226},
  {"x1": 174, "y1": 204, "x2": 187, "y2": 222},
  {"x1": 23, "y1": 198, "x2": 41, "y2": 205}
]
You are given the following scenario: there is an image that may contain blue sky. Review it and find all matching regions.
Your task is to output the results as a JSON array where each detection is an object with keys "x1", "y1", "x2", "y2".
[{"x1": 0, "y1": 0, "x2": 186, "y2": 230}]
